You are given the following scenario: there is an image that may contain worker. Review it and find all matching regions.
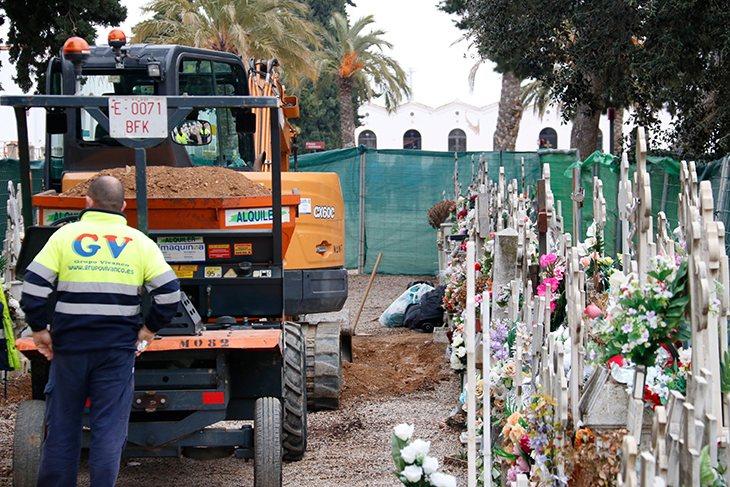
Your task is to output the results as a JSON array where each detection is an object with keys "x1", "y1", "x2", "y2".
[
  {"x1": 21, "y1": 175, "x2": 180, "y2": 487},
  {"x1": 174, "y1": 127, "x2": 188, "y2": 145},
  {"x1": 200, "y1": 123, "x2": 211, "y2": 144}
]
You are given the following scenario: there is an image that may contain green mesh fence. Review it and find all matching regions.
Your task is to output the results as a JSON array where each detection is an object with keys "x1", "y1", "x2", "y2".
[
  {"x1": 566, "y1": 153, "x2": 730, "y2": 259},
  {"x1": 0, "y1": 159, "x2": 45, "y2": 236},
  {"x1": 296, "y1": 148, "x2": 574, "y2": 275}
]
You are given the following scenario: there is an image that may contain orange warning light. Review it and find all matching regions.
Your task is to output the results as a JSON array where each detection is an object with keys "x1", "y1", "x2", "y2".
[
  {"x1": 62, "y1": 37, "x2": 90, "y2": 57},
  {"x1": 108, "y1": 29, "x2": 126, "y2": 49}
]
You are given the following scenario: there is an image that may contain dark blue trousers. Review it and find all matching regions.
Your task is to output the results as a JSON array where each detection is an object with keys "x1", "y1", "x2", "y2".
[{"x1": 38, "y1": 348, "x2": 135, "y2": 487}]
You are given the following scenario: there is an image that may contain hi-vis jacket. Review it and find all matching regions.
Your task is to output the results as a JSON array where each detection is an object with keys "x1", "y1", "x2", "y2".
[{"x1": 21, "y1": 209, "x2": 180, "y2": 354}]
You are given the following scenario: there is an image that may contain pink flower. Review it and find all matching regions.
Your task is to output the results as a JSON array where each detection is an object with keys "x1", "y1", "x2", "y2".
[
  {"x1": 585, "y1": 303, "x2": 602, "y2": 318},
  {"x1": 543, "y1": 277, "x2": 559, "y2": 289},
  {"x1": 580, "y1": 256, "x2": 591, "y2": 267},
  {"x1": 537, "y1": 284, "x2": 546, "y2": 297},
  {"x1": 540, "y1": 253, "x2": 557, "y2": 267}
]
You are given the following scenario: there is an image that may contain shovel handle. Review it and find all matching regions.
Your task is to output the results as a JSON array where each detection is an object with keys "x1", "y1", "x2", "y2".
[{"x1": 351, "y1": 252, "x2": 383, "y2": 335}]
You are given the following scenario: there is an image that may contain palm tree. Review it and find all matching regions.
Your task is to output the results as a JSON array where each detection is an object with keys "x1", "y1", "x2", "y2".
[
  {"x1": 317, "y1": 12, "x2": 411, "y2": 148},
  {"x1": 467, "y1": 60, "x2": 523, "y2": 151},
  {"x1": 132, "y1": 0, "x2": 320, "y2": 82},
  {"x1": 492, "y1": 71, "x2": 523, "y2": 151}
]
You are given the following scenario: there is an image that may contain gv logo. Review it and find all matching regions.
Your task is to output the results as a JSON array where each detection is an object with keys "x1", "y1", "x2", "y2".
[{"x1": 73, "y1": 234, "x2": 134, "y2": 258}]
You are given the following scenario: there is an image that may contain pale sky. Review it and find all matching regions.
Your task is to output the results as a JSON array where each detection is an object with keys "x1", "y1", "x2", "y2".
[
  {"x1": 0, "y1": 0, "x2": 503, "y2": 144},
  {"x1": 95, "y1": 0, "x2": 504, "y2": 108}
]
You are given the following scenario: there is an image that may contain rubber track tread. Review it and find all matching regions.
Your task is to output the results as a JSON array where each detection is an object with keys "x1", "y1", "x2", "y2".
[
  {"x1": 303, "y1": 322, "x2": 342, "y2": 411},
  {"x1": 254, "y1": 397, "x2": 282, "y2": 487},
  {"x1": 282, "y1": 322, "x2": 307, "y2": 461}
]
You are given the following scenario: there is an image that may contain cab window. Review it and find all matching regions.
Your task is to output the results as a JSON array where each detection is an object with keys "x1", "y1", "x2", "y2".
[{"x1": 178, "y1": 58, "x2": 254, "y2": 167}]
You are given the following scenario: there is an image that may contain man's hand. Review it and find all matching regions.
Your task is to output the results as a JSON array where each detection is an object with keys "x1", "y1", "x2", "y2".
[
  {"x1": 33, "y1": 329, "x2": 54, "y2": 361},
  {"x1": 136, "y1": 325, "x2": 156, "y2": 356}
]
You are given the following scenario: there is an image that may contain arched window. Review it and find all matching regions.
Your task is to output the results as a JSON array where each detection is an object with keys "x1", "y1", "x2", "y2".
[
  {"x1": 448, "y1": 129, "x2": 467, "y2": 152},
  {"x1": 596, "y1": 129, "x2": 603, "y2": 152},
  {"x1": 538, "y1": 128, "x2": 558, "y2": 149},
  {"x1": 403, "y1": 130, "x2": 422, "y2": 150},
  {"x1": 358, "y1": 130, "x2": 377, "y2": 149}
]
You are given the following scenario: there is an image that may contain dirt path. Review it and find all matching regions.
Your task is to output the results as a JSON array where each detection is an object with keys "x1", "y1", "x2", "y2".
[{"x1": 0, "y1": 274, "x2": 465, "y2": 487}]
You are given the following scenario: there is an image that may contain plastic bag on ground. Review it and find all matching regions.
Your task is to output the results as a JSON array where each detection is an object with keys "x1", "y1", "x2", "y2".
[{"x1": 379, "y1": 283, "x2": 434, "y2": 328}]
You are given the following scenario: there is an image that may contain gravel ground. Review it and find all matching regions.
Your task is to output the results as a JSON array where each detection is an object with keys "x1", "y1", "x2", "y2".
[{"x1": 0, "y1": 273, "x2": 466, "y2": 487}]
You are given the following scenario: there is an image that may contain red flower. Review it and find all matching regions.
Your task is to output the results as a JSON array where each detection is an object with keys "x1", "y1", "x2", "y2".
[
  {"x1": 519, "y1": 434, "x2": 532, "y2": 453},
  {"x1": 607, "y1": 355, "x2": 624, "y2": 368},
  {"x1": 643, "y1": 386, "x2": 662, "y2": 409},
  {"x1": 475, "y1": 262, "x2": 481, "y2": 271},
  {"x1": 471, "y1": 194, "x2": 478, "y2": 201},
  {"x1": 458, "y1": 209, "x2": 468, "y2": 219}
]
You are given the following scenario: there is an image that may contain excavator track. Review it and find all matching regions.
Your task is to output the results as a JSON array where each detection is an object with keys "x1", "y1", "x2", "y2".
[{"x1": 300, "y1": 322, "x2": 342, "y2": 411}]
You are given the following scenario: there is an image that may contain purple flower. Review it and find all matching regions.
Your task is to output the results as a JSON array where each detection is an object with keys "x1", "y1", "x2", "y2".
[{"x1": 622, "y1": 322, "x2": 633, "y2": 334}]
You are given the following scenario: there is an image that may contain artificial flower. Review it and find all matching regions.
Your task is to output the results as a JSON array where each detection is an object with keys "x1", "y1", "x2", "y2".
[
  {"x1": 401, "y1": 465, "x2": 422, "y2": 482},
  {"x1": 393, "y1": 423, "x2": 414, "y2": 442},
  {"x1": 430, "y1": 472, "x2": 457, "y2": 487},
  {"x1": 422, "y1": 456, "x2": 439, "y2": 474}
]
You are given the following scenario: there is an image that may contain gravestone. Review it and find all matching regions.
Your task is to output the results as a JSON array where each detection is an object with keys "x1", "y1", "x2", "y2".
[{"x1": 491, "y1": 228, "x2": 518, "y2": 320}]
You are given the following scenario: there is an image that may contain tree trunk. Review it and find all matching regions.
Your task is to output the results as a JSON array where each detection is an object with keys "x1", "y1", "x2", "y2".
[
  {"x1": 493, "y1": 72, "x2": 523, "y2": 151},
  {"x1": 339, "y1": 76, "x2": 356, "y2": 148},
  {"x1": 612, "y1": 108, "x2": 624, "y2": 155},
  {"x1": 570, "y1": 105, "x2": 601, "y2": 161}
]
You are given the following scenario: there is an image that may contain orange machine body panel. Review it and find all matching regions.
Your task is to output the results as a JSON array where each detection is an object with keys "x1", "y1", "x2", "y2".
[
  {"x1": 246, "y1": 172, "x2": 345, "y2": 270},
  {"x1": 16, "y1": 328, "x2": 281, "y2": 359}
]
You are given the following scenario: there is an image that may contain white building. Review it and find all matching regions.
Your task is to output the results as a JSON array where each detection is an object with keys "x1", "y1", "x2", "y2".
[{"x1": 355, "y1": 99, "x2": 618, "y2": 155}]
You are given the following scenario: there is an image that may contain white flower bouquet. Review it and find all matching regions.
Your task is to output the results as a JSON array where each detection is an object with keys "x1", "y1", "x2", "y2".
[{"x1": 392, "y1": 424, "x2": 457, "y2": 487}]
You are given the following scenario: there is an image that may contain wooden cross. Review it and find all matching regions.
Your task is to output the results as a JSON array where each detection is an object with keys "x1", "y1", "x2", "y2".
[
  {"x1": 533, "y1": 314, "x2": 544, "y2": 386},
  {"x1": 453, "y1": 153, "x2": 460, "y2": 200},
  {"x1": 566, "y1": 243, "x2": 584, "y2": 424},
  {"x1": 477, "y1": 153, "x2": 487, "y2": 193},
  {"x1": 571, "y1": 166, "x2": 584, "y2": 243},
  {"x1": 618, "y1": 434, "x2": 638, "y2": 487},
  {"x1": 665, "y1": 390, "x2": 685, "y2": 486},
  {"x1": 651, "y1": 406, "x2": 668, "y2": 481},
  {"x1": 497, "y1": 167, "x2": 506, "y2": 231},
  {"x1": 640, "y1": 451, "x2": 657, "y2": 487},
  {"x1": 556, "y1": 199, "x2": 564, "y2": 235},
  {"x1": 678, "y1": 402, "x2": 701, "y2": 487},
  {"x1": 554, "y1": 340, "x2": 569, "y2": 450},
  {"x1": 632, "y1": 127, "x2": 653, "y2": 286},
  {"x1": 618, "y1": 153, "x2": 633, "y2": 273},
  {"x1": 656, "y1": 212, "x2": 674, "y2": 258},
  {"x1": 593, "y1": 176, "x2": 606, "y2": 245},
  {"x1": 537, "y1": 178, "x2": 548, "y2": 256},
  {"x1": 717, "y1": 222, "x2": 730, "y2": 356},
  {"x1": 699, "y1": 368, "x2": 719, "y2": 466},
  {"x1": 627, "y1": 366, "x2": 646, "y2": 444},
  {"x1": 511, "y1": 281, "x2": 524, "y2": 405}
]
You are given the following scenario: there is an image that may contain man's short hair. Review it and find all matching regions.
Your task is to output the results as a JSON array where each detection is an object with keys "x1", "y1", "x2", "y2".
[{"x1": 87, "y1": 176, "x2": 126, "y2": 211}]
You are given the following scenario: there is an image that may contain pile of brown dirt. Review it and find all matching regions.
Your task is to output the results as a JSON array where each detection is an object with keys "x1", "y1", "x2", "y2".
[
  {"x1": 1, "y1": 374, "x2": 31, "y2": 406},
  {"x1": 61, "y1": 166, "x2": 271, "y2": 199},
  {"x1": 341, "y1": 333, "x2": 451, "y2": 400}
]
